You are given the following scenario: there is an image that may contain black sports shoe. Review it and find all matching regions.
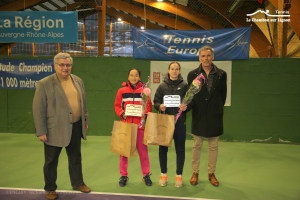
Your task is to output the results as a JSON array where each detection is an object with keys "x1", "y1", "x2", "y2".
[
  {"x1": 119, "y1": 176, "x2": 128, "y2": 187},
  {"x1": 143, "y1": 174, "x2": 152, "y2": 186}
]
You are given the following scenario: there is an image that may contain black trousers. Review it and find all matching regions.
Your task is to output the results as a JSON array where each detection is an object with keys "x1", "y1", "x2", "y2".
[
  {"x1": 159, "y1": 122, "x2": 186, "y2": 175},
  {"x1": 43, "y1": 120, "x2": 84, "y2": 191}
]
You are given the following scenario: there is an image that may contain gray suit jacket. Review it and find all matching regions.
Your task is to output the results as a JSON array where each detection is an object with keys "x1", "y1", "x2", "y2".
[{"x1": 33, "y1": 73, "x2": 89, "y2": 147}]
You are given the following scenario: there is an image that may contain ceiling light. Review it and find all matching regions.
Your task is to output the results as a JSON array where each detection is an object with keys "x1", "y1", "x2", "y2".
[
  {"x1": 43, "y1": 2, "x2": 57, "y2": 10},
  {"x1": 52, "y1": 0, "x2": 65, "y2": 7},
  {"x1": 34, "y1": 5, "x2": 46, "y2": 11}
]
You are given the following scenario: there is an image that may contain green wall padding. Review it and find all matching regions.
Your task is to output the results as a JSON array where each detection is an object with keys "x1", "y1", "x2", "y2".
[
  {"x1": 72, "y1": 57, "x2": 151, "y2": 136},
  {"x1": 1, "y1": 57, "x2": 300, "y2": 144},
  {"x1": 222, "y1": 58, "x2": 300, "y2": 144},
  {"x1": 0, "y1": 89, "x2": 8, "y2": 132}
]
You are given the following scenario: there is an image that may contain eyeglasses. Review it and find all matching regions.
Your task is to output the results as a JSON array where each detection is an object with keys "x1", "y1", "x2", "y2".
[{"x1": 56, "y1": 63, "x2": 72, "y2": 68}]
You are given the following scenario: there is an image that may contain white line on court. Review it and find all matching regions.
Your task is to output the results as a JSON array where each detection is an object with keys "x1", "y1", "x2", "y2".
[{"x1": 0, "y1": 187, "x2": 220, "y2": 200}]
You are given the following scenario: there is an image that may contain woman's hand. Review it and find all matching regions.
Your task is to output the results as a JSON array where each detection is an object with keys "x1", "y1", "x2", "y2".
[{"x1": 160, "y1": 104, "x2": 167, "y2": 112}]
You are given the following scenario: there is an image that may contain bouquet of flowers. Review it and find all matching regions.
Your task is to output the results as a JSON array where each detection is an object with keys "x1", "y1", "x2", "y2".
[
  {"x1": 175, "y1": 73, "x2": 206, "y2": 122},
  {"x1": 138, "y1": 76, "x2": 151, "y2": 129}
]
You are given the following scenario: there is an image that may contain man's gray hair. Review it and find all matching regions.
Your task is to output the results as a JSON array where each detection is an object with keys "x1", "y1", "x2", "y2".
[
  {"x1": 198, "y1": 46, "x2": 214, "y2": 56},
  {"x1": 54, "y1": 52, "x2": 73, "y2": 64}
]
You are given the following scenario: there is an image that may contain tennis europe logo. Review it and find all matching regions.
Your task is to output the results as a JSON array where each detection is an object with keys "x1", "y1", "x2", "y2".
[{"x1": 246, "y1": 10, "x2": 290, "y2": 23}]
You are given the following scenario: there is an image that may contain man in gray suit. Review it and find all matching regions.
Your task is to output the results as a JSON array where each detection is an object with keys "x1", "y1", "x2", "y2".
[{"x1": 33, "y1": 52, "x2": 90, "y2": 200}]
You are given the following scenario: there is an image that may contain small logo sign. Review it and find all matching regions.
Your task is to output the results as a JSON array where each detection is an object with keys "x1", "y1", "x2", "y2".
[
  {"x1": 153, "y1": 72, "x2": 160, "y2": 84},
  {"x1": 226, "y1": 35, "x2": 249, "y2": 50},
  {"x1": 246, "y1": 9, "x2": 290, "y2": 23},
  {"x1": 136, "y1": 39, "x2": 155, "y2": 49}
]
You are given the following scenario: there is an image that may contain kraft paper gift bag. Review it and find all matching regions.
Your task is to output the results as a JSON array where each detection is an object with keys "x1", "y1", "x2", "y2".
[
  {"x1": 110, "y1": 120, "x2": 137, "y2": 158},
  {"x1": 144, "y1": 112, "x2": 175, "y2": 147}
]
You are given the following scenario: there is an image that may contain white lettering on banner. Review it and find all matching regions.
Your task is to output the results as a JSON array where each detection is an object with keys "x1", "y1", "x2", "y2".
[
  {"x1": 0, "y1": 32, "x2": 25, "y2": 38},
  {"x1": 125, "y1": 104, "x2": 143, "y2": 117},
  {"x1": 251, "y1": 18, "x2": 269, "y2": 22},
  {"x1": 246, "y1": 10, "x2": 290, "y2": 23},
  {"x1": 0, "y1": 62, "x2": 15, "y2": 72},
  {"x1": 19, "y1": 62, "x2": 53, "y2": 74},
  {"x1": 247, "y1": 17, "x2": 290, "y2": 23},
  {"x1": 0, "y1": 19, "x2": 11, "y2": 28},
  {"x1": 5, "y1": 77, "x2": 18, "y2": 87},
  {"x1": 0, "y1": 76, "x2": 38, "y2": 88},
  {"x1": 26, "y1": 32, "x2": 46, "y2": 37},
  {"x1": 0, "y1": 77, "x2": 3, "y2": 87},
  {"x1": 14, "y1": 16, "x2": 64, "y2": 31},
  {"x1": 278, "y1": 18, "x2": 290, "y2": 22},
  {"x1": 165, "y1": 34, "x2": 214, "y2": 55},
  {"x1": 0, "y1": 62, "x2": 52, "y2": 74},
  {"x1": 19, "y1": 78, "x2": 38, "y2": 88},
  {"x1": 48, "y1": 32, "x2": 64, "y2": 38},
  {"x1": 165, "y1": 34, "x2": 214, "y2": 44},
  {"x1": 0, "y1": 59, "x2": 54, "y2": 89},
  {"x1": 0, "y1": 16, "x2": 64, "y2": 31},
  {"x1": 164, "y1": 95, "x2": 181, "y2": 107},
  {"x1": 167, "y1": 46, "x2": 205, "y2": 55}
]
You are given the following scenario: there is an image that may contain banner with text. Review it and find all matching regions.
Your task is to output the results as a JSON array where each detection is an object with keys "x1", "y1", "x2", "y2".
[
  {"x1": 0, "y1": 11, "x2": 78, "y2": 43},
  {"x1": 0, "y1": 59, "x2": 54, "y2": 89},
  {"x1": 133, "y1": 26, "x2": 251, "y2": 61}
]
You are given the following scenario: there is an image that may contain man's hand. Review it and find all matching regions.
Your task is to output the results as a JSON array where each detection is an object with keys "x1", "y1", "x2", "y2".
[
  {"x1": 38, "y1": 134, "x2": 47, "y2": 143},
  {"x1": 179, "y1": 103, "x2": 187, "y2": 111}
]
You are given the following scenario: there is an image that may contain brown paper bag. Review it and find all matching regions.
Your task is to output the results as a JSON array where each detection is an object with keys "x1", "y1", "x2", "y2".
[
  {"x1": 144, "y1": 112, "x2": 175, "y2": 147},
  {"x1": 110, "y1": 121, "x2": 137, "y2": 158}
]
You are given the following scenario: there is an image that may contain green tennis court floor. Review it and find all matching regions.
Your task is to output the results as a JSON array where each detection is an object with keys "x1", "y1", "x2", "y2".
[{"x1": 0, "y1": 133, "x2": 299, "y2": 200}]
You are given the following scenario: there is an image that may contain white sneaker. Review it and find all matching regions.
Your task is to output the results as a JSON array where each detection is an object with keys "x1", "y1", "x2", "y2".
[
  {"x1": 175, "y1": 175, "x2": 183, "y2": 188},
  {"x1": 159, "y1": 173, "x2": 168, "y2": 186}
]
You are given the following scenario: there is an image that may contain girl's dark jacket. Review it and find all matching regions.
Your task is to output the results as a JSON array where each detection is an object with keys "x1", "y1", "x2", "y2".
[
  {"x1": 187, "y1": 63, "x2": 227, "y2": 138},
  {"x1": 154, "y1": 74, "x2": 189, "y2": 124}
]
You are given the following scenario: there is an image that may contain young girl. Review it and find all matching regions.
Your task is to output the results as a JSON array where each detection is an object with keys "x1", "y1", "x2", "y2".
[
  {"x1": 153, "y1": 62, "x2": 189, "y2": 188},
  {"x1": 114, "y1": 68, "x2": 153, "y2": 187}
]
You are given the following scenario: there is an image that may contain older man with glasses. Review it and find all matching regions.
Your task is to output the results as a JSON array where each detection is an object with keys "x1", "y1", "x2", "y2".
[{"x1": 33, "y1": 52, "x2": 90, "y2": 200}]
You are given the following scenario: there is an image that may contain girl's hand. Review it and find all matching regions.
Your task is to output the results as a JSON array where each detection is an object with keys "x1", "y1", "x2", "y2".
[
  {"x1": 121, "y1": 112, "x2": 127, "y2": 120},
  {"x1": 160, "y1": 104, "x2": 166, "y2": 112}
]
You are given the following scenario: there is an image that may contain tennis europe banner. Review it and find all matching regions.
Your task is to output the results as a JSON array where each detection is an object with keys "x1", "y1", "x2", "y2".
[
  {"x1": 132, "y1": 26, "x2": 251, "y2": 61},
  {"x1": 0, "y1": 11, "x2": 78, "y2": 43}
]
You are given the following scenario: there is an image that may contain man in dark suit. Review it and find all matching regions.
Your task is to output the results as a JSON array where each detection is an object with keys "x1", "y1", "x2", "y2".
[
  {"x1": 33, "y1": 52, "x2": 90, "y2": 200},
  {"x1": 187, "y1": 46, "x2": 227, "y2": 187}
]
